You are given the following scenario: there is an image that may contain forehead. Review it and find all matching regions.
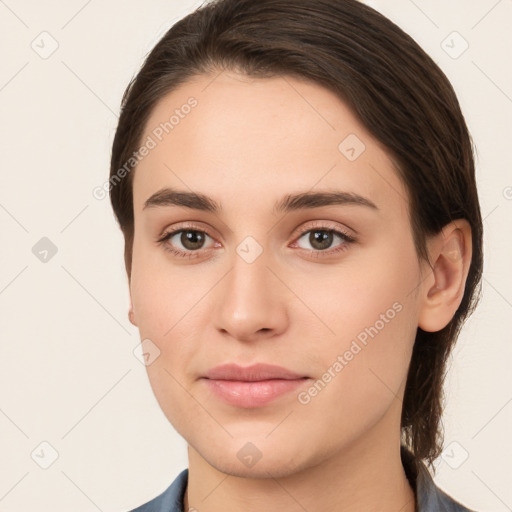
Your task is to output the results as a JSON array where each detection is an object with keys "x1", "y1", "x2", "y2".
[{"x1": 132, "y1": 71, "x2": 408, "y2": 219}]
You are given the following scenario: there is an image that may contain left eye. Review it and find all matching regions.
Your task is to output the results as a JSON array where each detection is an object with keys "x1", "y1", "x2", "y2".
[{"x1": 294, "y1": 228, "x2": 353, "y2": 252}]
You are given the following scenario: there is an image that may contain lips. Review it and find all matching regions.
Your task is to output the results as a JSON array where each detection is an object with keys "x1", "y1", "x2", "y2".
[
  {"x1": 202, "y1": 363, "x2": 310, "y2": 408},
  {"x1": 203, "y1": 363, "x2": 308, "y2": 381}
]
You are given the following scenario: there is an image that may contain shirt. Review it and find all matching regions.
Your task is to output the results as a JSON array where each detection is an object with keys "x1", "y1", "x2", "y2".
[{"x1": 129, "y1": 445, "x2": 476, "y2": 512}]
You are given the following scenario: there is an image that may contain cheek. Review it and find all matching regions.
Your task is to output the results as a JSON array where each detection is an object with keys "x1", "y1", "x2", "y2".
[
  {"x1": 293, "y1": 287, "x2": 417, "y2": 450},
  {"x1": 292, "y1": 238, "x2": 420, "y2": 347},
  {"x1": 130, "y1": 238, "x2": 186, "y2": 337},
  {"x1": 131, "y1": 271, "x2": 200, "y2": 362},
  {"x1": 130, "y1": 239, "x2": 209, "y2": 372},
  {"x1": 296, "y1": 241, "x2": 420, "y2": 403},
  {"x1": 130, "y1": 258, "x2": 206, "y2": 436}
]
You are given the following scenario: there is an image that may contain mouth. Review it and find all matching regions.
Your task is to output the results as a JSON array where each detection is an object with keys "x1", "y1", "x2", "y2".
[{"x1": 201, "y1": 363, "x2": 311, "y2": 408}]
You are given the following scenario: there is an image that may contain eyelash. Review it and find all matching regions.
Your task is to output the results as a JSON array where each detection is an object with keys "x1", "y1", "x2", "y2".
[{"x1": 156, "y1": 221, "x2": 356, "y2": 260}]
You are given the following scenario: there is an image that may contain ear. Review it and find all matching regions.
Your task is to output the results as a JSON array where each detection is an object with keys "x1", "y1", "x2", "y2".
[
  {"x1": 128, "y1": 289, "x2": 138, "y2": 327},
  {"x1": 418, "y1": 219, "x2": 472, "y2": 332}
]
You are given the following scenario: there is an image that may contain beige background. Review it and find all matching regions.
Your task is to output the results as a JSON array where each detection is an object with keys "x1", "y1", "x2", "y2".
[{"x1": 0, "y1": 0, "x2": 511, "y2": 510}]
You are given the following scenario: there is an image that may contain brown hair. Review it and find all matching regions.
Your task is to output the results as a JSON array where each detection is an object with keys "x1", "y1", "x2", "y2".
[{"x1": 109, "y1": 0, "x2": 483, "y2": 470}]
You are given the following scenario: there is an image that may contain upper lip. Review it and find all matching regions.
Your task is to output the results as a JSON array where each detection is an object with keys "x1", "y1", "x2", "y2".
[{"x1": 203, "y1": 363, "x2": 308, "y2": 381}]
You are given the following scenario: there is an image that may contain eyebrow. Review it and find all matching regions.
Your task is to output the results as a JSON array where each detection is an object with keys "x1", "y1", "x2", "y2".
[{"x1": 142, "y1": 187, "x2": 378, "y2": 214}]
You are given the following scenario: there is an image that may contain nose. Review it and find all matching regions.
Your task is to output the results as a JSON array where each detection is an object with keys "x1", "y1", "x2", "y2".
[{"x1": 212, "y1": 249, "x2": 289, "y2": 343}]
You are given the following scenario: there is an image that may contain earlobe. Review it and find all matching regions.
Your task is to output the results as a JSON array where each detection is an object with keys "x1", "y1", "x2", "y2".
[
  {"x1": 418, "y1": 220, "x2": 472, "y2": 332},
  {"x1": 128, "y1": 293, "x2": 138, "y2": 327}
]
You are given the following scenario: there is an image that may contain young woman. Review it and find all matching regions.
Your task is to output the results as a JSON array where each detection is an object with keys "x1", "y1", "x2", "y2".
[{"x1": 109, "y1": 1, "x2": 482, "y2": 510}]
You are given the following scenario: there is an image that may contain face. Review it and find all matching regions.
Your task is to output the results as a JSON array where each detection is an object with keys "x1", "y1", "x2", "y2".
[{"x1": 129, "y1": 71, "x2": 428, "y2": 477}]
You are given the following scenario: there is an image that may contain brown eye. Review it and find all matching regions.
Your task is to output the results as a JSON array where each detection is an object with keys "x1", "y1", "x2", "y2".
[
  {"x1": 176, "y1": 230, "x2": 207, "y2": 250},
  {"x1": 158, "y1": 228, "x2": 215, "y2": 257},
  {"x1": 295, "y1": 227, "x2": 354, "y2": 254},
  {"x1": 306, "y1": 230, "x2": 336, "y2": 250}
]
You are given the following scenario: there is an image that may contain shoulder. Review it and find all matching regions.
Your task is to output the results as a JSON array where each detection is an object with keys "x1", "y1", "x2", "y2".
[
  {"x1": 427, "y1": 483, "x2": 478, "y2": 512},
  {"x1": 401, "y1": 446, "x2": 477, "y2": 512},
  {"x1": 129, "y1": 468, "x2": 188, "y2": 512}
]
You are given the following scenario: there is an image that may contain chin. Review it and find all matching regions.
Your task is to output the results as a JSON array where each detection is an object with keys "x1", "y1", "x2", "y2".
[
  {"x1": 189, "y1": 433, "x2": 318, "y2": 480},
  {"x1": 207, "y1": 452, "x2": 307, "y2": 480}
]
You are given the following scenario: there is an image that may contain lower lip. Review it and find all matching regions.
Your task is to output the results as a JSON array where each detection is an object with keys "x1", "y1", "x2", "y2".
[{"x1": 203, "y1": 378, "x2": 310, "y2": 408}]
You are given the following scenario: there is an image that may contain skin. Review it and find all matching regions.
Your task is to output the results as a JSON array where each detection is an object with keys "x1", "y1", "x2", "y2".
[{"x1": 128, "y1": 71, "x2": 472, "y2": 512}]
